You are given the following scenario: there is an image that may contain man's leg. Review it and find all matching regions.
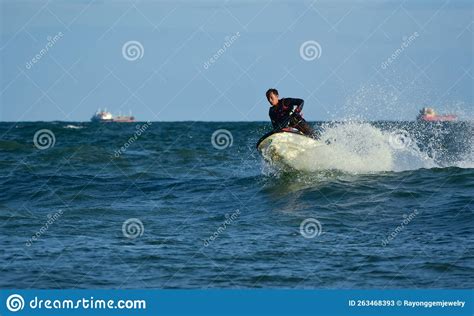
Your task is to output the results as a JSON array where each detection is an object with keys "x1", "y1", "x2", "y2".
[{"x1": 291, "y1": 117, "x2": 319, "y2": 139}]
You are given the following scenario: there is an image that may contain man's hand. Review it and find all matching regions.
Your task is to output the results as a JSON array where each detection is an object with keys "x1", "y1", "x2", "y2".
[{"x1": 289, "y1": 105, "x2": 298, "y2": 117}]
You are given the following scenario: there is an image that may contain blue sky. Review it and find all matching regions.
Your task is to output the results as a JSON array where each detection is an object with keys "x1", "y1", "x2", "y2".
[{"x1": 0, "y1": 0, "x2": 472, "y2": 121}]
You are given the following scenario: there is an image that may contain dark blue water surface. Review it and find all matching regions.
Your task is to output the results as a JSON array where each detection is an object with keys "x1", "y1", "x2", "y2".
[{"x1": 0, "y1": 121, "x2": 472, "y2": 288}]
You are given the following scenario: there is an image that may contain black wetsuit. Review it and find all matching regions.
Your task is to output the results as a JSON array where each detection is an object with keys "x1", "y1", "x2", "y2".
[{"x1": 269, "y1": 98, "x2": 317, "y2": 138}]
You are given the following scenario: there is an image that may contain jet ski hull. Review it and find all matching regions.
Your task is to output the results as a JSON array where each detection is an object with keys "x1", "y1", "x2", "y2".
[{"x1": 256, "y1": 128, "x2": 323, "y2": 170}]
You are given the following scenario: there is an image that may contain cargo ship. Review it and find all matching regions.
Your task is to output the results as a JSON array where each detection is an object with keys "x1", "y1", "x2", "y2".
[
  {"x1": 91, "y1": 109, "x2": 135, "y2": 122},
  {"x1": 417, "y1": 108, "x2": 457, "y2": 122}
]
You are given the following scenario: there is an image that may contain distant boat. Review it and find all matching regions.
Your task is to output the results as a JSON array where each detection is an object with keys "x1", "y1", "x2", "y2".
[
  {"x1": 417, "y1": 107, "x2": 457, "y2": 122},
  {"x1": 91, "y1": 109, "x2": 135, "y2": 122}
]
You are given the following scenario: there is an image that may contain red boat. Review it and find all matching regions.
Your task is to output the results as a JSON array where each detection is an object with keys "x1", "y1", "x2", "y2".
[{"x1": 417, "y1": 108, "x2": 457, "y2": 122}]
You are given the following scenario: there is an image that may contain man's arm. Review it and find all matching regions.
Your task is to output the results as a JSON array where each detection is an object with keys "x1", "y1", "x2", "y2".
[
  {"x1": 282, "y1": 98, "x2": 304, "y2": 115},
  {"x1": 269, "y1": 108, "x2": 279, "y2": 129}
]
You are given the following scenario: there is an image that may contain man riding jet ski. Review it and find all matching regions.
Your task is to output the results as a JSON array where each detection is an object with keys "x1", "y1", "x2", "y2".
[
  {"x1": 256, "y1": 89, "x2": 323, "y2": 169},
  {"x1": 265, "y1": 88, "x2": 318, "y2": 139}
]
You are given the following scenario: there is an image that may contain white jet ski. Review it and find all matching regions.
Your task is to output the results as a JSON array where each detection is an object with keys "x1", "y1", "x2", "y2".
[{"x1": 256, "y1": 127, "x2": 324, "y2": 170}]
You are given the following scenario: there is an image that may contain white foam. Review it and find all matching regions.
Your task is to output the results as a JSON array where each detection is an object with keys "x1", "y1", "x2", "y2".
[
  {"x1": 272, "y1": 122, "x2": 456, "y2": 174},
  {"x1": 63, "y1": 124, "x2": 83, "y2": 129}
]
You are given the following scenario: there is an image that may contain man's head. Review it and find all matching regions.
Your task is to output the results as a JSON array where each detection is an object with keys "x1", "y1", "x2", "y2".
[{"x1": 266, "y1": 88, "x2": 279, "y2": 106}]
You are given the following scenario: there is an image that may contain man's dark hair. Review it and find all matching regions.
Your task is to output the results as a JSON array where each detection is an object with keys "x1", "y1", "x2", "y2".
[{"x1": 265, "y1": 88, "x2": 278, "y2": 99}]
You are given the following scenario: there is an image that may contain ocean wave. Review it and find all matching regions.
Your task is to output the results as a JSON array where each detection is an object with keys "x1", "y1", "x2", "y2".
[{"x1": 63, "y1": 124, "x2": 84, "y2": 129}]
